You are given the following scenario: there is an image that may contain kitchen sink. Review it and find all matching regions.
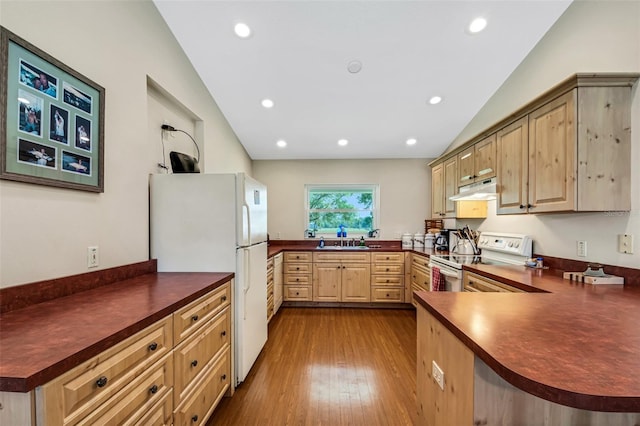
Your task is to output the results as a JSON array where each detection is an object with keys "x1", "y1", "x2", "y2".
[{"x1": 315, "y1": 245, "x2": 370, "y2": 250}]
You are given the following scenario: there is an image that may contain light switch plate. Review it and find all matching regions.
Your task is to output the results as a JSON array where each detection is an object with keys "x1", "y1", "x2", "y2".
[
  {"x1": 577, "y1": 240, "x2": 587, "y2": 257},
  {"x1": 88, "y1": 246, "x2": 99, "y2": 268},
  {"x1": 618, "y1": 234, "x2": 633, "y2": 254},
  {"x1": 432, "y1": 361, "x2": 445, "y2": 391}
]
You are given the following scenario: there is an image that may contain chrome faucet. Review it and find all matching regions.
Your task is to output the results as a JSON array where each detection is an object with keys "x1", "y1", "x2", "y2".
[{"x1": 368, "y1": 229, "x2": 380, "y2": 238}]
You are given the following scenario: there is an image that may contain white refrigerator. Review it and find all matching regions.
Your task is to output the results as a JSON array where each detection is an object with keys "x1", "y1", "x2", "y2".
[{"x1": 149, "y1": 173, "x2": 268, "y2": 386}]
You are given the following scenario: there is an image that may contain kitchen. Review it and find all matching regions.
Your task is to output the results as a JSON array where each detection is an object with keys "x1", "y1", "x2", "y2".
[{"x1": 1, "y1": 0, "x2": 639, "y2": 425}]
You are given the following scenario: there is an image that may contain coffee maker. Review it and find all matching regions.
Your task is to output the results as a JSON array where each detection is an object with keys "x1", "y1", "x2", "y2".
[{"x1": 435, "y1": 229, "x2": 450, "y2": 251}]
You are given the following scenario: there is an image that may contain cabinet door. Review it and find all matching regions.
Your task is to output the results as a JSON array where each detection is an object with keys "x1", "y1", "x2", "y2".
[
  {"x1": 457, "y1": 146, "x2": 475, "y2": 186},
  {"x1": 443, "y1": 157, "x2": 458, "y2": 218},
  {"x1": 431, "y1": 163, "x2": 444, "y2": 218},
  {"x1": 474, "y1": 134, "x2": 496, "y2": 181},
  {"x1": 497, "y1": 117, "x2": 529, "y2": 215},
  {"x1": 313, "y1": 263, "x2": 341, "y2": 302},
  {"x1": 528, "y1": 90, "x2": 576, "y2": 213},
  {"x1": 341, "y1": 263, "x2": 371, "y2": 302}
]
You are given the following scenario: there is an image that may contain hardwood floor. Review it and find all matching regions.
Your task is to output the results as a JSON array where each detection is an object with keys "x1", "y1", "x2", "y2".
[{"x1": 208, "y1": 307, "x2": 418, "y2": 425}]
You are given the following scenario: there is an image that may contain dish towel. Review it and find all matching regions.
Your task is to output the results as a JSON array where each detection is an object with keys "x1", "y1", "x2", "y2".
[{"x1": 431, "y1": 266, "x2": 445, "y2": 291}]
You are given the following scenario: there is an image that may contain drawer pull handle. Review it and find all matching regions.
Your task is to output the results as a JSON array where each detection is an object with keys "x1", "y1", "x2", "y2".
[
  {"x1": 386, "y1": 256, "x2": 390, "y2": 260},
  {"x1": 221, "y1": 374, "x2": 227, "y2": 381},
  {"x1": 386, "y1": 279, "x2": 390, "y2": 283},
  {"x1": 386, "y1": 268, "x2": 390, "y2": 271},
  {"x1": 221, "y1": 330, "x2": 227, "y2": 337},
  {"x1": 148, "y1": 342, "x2": 158, "y2": 351},
  {"x1": 149, "y1": 384, "x2": 158, "y2": 394},
  {"x1": 192, "y1": 415, "x2": 199, "y2": 422},
  {"x1": 296, "y1": 292, "x2": 300, "y2": 295},
  {"x1": 296, "y1": 267, "x2": 300, "y2": 270},
  {"x1": 296, "y1": 278, "x2": 300, "y2": 282},
  {"x1": 96, "y1": 376, "x2": 108, "y2": 388},
  {"x1": 191, "y1": 315, "x2": 199, "y2": 322},
  {"x1": 221, "y1": 295, "x2": 227, "y2": 302},
  {"x1": 191, "y1": 360, "x2": 198, "y2": 367},
  {"x1": 386, "y1": 293, "x2": 390, "y2": 297}
]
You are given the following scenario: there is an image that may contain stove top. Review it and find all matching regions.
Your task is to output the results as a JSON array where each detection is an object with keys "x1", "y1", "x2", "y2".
[{"x1": 431, "y1": 231, "x2": 533, "y2": 270}]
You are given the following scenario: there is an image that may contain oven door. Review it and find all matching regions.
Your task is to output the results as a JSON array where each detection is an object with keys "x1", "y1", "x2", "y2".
[{"x1": 428, "y1": 261, "x2": 463, "y2": 292}]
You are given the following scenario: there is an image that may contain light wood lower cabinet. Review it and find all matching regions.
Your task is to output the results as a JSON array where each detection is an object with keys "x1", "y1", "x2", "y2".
[
  {"x1": 463, "y1": 271, "x2": 524, "y2": 292},
  {"x1": 370, "y1": 252, "x2": 405, "y2": 303},
  {"x1": 26, "y1": 280, "x2": 233, "y2": 426},
  {"x1": 266, "y1": 257, "x2": 275, "y2": 321},
  {"x1": 410, "y1": 253, "x2": 431, "y2": 307},
  {"x1": 284, "y1": 251, "x2": 313, "y2": 301},
  {"x1": 312, "y1": 252, "x2": 371, "y2": 302},
  {"x1": 273, "y1": 253, "x2": 283, "y2": 312}
]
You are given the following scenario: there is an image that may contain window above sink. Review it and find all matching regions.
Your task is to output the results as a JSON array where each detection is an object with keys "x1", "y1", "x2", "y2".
[{"x1": 305, "y1": 184, "x2": 379, "y2": 239}]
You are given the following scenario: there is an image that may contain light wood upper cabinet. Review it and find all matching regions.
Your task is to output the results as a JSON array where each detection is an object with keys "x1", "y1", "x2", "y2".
[
  {"x1": 433, "y1": 74, "x2": 637, "y2": 216},
  {"x1": 457, "y1": 134, "x2": 496, "y2": 186},
  {"x1": 497, "y1": 117, "x2": 529, "y2": 214},
  {"x1": 496, "y1": 84, "x2": 633, "y2": 214},
  {"x1": 528, "y1": 90, "x2": 576, "y2": 213},
  {"x1": 431, "y1": 162, "x2": 444, "y2": 218},
  {"x1": 430, "y1": 157, "x2": 458, "y2": 219},
  {"x1": 443, "y1": 157, "x2": 457, "y2": 217}
]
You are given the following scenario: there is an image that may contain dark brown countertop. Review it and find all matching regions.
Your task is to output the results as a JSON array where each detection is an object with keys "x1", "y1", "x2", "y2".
[
  {"x1": 0, "y1": 271, "x2": 234, "y2": 392},
  {"x1": 414, "y1": 264, "x2": 640, "y2": 412}
]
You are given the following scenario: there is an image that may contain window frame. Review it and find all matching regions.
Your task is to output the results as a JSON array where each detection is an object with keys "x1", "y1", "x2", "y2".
[{"x1": 304, "y1": 184, "x2": 380, "y2": 238}]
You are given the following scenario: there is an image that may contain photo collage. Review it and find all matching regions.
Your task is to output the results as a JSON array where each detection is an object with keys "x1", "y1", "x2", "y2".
[{"x1": 16, "y1": 58, "x2": 94, "y2": 176}]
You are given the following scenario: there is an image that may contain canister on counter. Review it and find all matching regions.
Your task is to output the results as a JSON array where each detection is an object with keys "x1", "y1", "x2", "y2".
[
  {"x1": 402, "y1": 233, "x2": 413, "y2": 249},
  {"x1": 425, "y1": 233, "x2": 435, "y2": 249},
  {"x1": 414, "y1": 233, "x2": 425, "y2": 248}
]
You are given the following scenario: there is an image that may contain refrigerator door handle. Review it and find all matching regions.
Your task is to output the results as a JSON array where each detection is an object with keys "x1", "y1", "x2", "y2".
[
  {"x1": 241, "y1": 202, "x2": 251, "y2": 246},
  {"x1": 242, "y1": 248, "x2": 250, "y2": 320}
]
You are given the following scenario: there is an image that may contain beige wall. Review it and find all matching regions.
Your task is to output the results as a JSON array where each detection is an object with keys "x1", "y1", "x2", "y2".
[
  {"x1": 253, "y1": 159, "x2": 431, "y2": 241},
  {"x1": 0, "y1": 1, "x2": 251, "y2": 288},
  {"x1": 452, "y1": 1, "x2": 640, "y2": 269}
]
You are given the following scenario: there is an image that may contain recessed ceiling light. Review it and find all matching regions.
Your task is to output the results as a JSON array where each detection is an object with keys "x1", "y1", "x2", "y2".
[
  {"x1": 261, "y1": 99, "x2": 274, "y2": 108},
  {"x1": 338, "y1": 139, "x2": 349, "y2": 146},
  {"x1": 276, "y1": 140, "x2": 287, "y2": 148},
  {"x1": 429, "y1": 96, "x2": 442, "y2": 105},
  {"x1": 234, "y1": 22, "x2": 252, "y2": 38},
  {"x1": 406, "y1": 138, "x2": 417, "y2": 146},
  {"x1": 468, "y1": 17, "x2": 487, "y2": 34}
]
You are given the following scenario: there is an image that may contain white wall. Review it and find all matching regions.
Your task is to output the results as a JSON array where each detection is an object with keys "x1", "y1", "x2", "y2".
[
  {"x1": 452, "y1": 1, "x2": 640, "y2": 269},
  {"x1": 0, "y1": 1, "x2": 252, "y2": 288},
  {"x1": 253, "y1": 159, "x2": 431, "y2": 241}
]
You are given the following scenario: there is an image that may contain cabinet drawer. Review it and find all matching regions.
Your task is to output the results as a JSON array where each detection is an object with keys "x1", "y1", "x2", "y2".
[
  {"x1": 313, "y1": 252, "x2": 371, "y2": 263},
  {"x1": 284, "y1": 286, "x2": 312, "y2": 301},
  {"x1": 284, "y1": 252, "x2": 312, "y2": 263},
  {"x1": 371, "y1": 275, "x2": 403, "y2": 287},
  {"x1": 412, "y1": 267, "x2": 430, "y2": 290},
  {"x1": 174, "y1": 307, "x2": 230, "y2": 406},
  {"x1": 371, "y1": 252, "x2": 404, "y2": 264},
  {"x1": 371, "y1": 287, "x2": 403, "y2": 303},
  {"x1": 412, "y1": 254, "x2": 430, "y2": 271},
  {"x1": 173, "y1": 283, "x2": 230, "y2": 345},
  {"x1": 284, "y1": 274, "x2": 311, "y2": 285},
  {"x1": 38, "y1": 316, "x2": 172, "y2": 426},
  {"x1": 284, "y1": 263, "x2": 311, "y2": 274},
  {"x1": 77, "y1": 354, "x2": 173, "y2": 426},
  {"x1": 463, "y1": 272, "x2": 524, "y2": 293},
  {"x1": 267, "y1": 257, "x2": 274, "y2": 270},
  {"x1": 372, "y1": 264, "x2": 404, "y2": 275},
  {"x1": 173, "y1": 349, "x2": 230, "y2": 426},
  {"x1": 134, "y1": 388, "x2": 173, "y2": 426}
]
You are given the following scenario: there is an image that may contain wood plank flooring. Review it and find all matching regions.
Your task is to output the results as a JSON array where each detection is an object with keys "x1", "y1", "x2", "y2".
[{"x1": 208, "y1": 307, "x2": 418, "y2": 425}]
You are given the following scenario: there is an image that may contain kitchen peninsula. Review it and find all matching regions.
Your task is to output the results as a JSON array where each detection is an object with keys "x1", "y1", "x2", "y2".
[{"x1": 415, "y1": 264, "x2": 640, "y2": 425}]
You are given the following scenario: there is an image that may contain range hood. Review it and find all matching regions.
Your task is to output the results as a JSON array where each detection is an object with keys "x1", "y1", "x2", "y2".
[{"x1": 449, "y1": 177, "x2": 497, "y2": 201}]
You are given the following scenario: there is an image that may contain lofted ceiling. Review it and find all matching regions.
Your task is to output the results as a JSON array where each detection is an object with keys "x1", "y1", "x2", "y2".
[{"x1": 153, "y1": 0, "x2": 572, "y2": 160}]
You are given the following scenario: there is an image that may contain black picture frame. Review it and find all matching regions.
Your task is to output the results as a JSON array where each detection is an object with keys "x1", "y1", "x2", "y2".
[{"x1": 0, "y1": 26, "x2": 105, "y2": 192}]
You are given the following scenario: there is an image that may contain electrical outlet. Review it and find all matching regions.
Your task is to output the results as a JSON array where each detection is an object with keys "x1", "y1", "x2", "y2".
[
  {"x1": 618, "y1": 234, "x2": 634, "y2": 254},
  {"x1": 577, "y1": 240, "x2": 587, "y2": 257},
  {"x1": 432, "y1": 361, "x2": 445, "y2": 391},
  {"x1": 88, "y1": 246, "x2": 99, "y2": 268}
]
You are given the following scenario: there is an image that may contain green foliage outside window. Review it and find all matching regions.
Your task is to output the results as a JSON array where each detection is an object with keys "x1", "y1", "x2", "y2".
[{"x1": 308, "y1": 188, "x2": 375, "y2": 234}]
